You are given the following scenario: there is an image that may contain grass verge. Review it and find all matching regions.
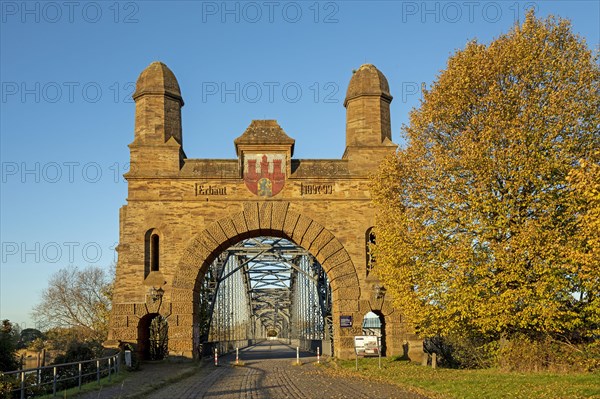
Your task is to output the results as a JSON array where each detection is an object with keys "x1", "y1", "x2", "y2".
[
  {"x1": 36, "y1": 371, "x2": 129, "y2": 399},
  {"x1": 126, "y1": 363, "x2": 204, "y2": 399},
  {"x1": 35, "y1": 360, "x2": 205, "y2": 398},
  {"x1": 324, "y1": 357, "x2": 600, "y2": 399}
]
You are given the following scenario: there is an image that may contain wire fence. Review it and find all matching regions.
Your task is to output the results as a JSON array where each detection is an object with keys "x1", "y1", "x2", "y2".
[{"x1": 0, "y1": 353, "x2": 120, "y2": 399}]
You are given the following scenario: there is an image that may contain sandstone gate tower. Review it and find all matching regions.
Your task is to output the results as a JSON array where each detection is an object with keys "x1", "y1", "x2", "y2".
[{"x1": 107, "y1": 62, "x2": 423, "y2": 360}]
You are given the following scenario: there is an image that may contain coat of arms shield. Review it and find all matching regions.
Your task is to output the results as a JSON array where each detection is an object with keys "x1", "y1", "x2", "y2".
[{"x1": 243, "y1": 154, "x2": 286, "y2": 197}]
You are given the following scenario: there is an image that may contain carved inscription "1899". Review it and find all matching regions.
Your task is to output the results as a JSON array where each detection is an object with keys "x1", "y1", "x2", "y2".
[{"x1": 300, "y1": 183, "x2": 333, "y2": 195}]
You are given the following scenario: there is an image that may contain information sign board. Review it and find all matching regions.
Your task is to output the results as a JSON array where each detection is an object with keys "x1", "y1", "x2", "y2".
[
  {"x1": 354, "y1": 335, "x2": 380, "y2": 356},
  {"x1": 340, "y1": 315, "x2": 353, "y2": 327}
]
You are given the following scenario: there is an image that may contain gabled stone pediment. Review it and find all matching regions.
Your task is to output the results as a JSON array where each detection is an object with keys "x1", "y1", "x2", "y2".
[{"x1": 234, "y1": 120, "x2": 295, "y2": 156}]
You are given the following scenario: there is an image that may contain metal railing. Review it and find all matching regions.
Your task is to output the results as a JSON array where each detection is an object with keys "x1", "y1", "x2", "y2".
[{"x1": 0, "y1": 353, "x2": 120, "y2": 398}]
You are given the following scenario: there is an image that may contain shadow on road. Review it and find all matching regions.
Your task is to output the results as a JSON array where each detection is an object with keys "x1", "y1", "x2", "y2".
[{"x1": 238, "y1": 340, "x2": 315, "y2": 361}]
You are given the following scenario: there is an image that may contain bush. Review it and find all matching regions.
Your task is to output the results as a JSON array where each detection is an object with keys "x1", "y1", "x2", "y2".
[
  {"x1": 0, "y1": 372, "x2": 48, "y2": 399},
  {"x1": 52, "y1": 341, "x2": 103, "y2": 365},
  {"x1": 43, "y1": 341, "x2": 105, "y2": 392},
  {"x1": 498, "y1": 336, "x2": 600, "y2": 372},
  {"x1": 0, "y1": 321, "x2": 20, "y2": 372},
  {"x1": 17, "y1": 329, "x2": 44, "y2": 350},
  {"x1": 424, "y1": 335, "x2": 499, "y2": 369},
  {"x1": 0, "y1": 373, "x2": 18, "y2": 399},
  {"x1": 424, "y1": 333, "x2": 600, "y2": 371}
]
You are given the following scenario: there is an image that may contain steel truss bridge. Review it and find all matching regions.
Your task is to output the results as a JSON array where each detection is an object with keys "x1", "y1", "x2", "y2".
[{"x1": 196, "y1": 237, "x2": 333, "y2": 355}]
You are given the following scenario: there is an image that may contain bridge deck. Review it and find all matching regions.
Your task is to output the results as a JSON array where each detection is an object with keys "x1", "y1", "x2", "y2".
[
  {"x1": 147, "y1": 341, "x2": 427, "y2": 398},
  {"x1": 80, "y1": 341, "x2": 428, "y2": 398}
]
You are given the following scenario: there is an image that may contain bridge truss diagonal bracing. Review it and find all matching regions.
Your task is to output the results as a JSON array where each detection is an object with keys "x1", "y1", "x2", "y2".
[{"x1": 196, "y1": 237, "x2": 332, "y2": 354}]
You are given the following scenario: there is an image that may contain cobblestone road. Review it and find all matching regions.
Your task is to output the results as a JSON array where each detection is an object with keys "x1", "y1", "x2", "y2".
[{"x1": 145, "y1": 341, "x2": 429, "y2": 399}]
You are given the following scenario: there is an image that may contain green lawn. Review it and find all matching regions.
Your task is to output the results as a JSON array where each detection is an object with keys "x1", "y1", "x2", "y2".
[
  {"x1": 326, "y1": 357, "x2": 600, "y2": 399},
  {"x1": 35, "y1": 371, "x2": 129, "y2": 399}
]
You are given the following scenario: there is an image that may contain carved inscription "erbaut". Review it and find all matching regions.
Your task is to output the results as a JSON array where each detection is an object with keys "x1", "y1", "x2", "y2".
[
  {"x1": 300, "y1": 183, "x2": 333, "y2": 195},
  {"x1": 195, "y1": 184, "x2": 227, "y2": 196}
]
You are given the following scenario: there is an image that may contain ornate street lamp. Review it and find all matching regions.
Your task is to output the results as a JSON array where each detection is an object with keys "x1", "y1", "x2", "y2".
[
  {"x1": 374, "y1": 285, "x2": 387, "y2": 299},
  {"x1": 149, "y1": 286, "x2": 165, "y2": 303}
]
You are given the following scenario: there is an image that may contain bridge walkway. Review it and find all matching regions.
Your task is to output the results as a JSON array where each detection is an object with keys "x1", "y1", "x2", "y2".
[{"x1": 146, "y1": 340, "x2": 428, "y2": 398}]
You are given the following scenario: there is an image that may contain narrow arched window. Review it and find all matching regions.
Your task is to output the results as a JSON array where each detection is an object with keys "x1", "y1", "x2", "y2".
[
  {"x1": 366, "y1": 227, "x2": 376, "y2": 275},
  {"x1": 145, "y1": 229, "x2": 160, "y2": 277},
  {"x1": 150, "y1": 233, "x2": 159, "y2": 272}
]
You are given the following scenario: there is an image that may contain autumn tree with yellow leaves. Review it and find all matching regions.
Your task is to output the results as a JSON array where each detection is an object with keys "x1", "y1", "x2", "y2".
[
  {"x1": 567, "y1": 156, "x2": 600, "y2": 335},
  {"x1": 372, "y1": 11, "x2": 599, "y2": 357}
]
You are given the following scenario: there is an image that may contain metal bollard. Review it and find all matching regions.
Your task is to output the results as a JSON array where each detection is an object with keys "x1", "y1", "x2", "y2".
[
  {"x1": 214, "y1": 347, "x2": 218, "y2": 366},
  {"x1": 78, "y1": 363, "x2": 82, "y2": 390},
  {"x1": 53, "y1": 366, "x2": 57, "y2": 397},
  {"x1": 317, "y1": 347, "x2": 320, "y2": 364},
  {"x1": 296, "y1": 347, "x2": 300, "y2": 365},
  {"x1": 236, "y1": 347, "x2": 239, "y2": 365},
  {"x1": 20, "y1": 371, "x2": 25, "y2": 399}
]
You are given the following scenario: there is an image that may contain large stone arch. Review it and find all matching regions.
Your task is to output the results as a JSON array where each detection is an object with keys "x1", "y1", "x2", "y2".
[{"x1": 168, "y1": 202, "x2": 360, "y2": 359}]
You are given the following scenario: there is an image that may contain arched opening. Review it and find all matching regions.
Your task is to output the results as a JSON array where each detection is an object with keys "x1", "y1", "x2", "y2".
[
  {"x1": 362, "y1": 310, "x2": 386, "y2": 356},
  {"x1": 144, "y1": 229, "x2": 161, "y2": 277},
  {"x1": 366, "y1": 227, "x2": 376, "y2": 275},
  {"x1": 267, "y1": 329, "x2": 278, "y2": 339},
  {"x1": 137, "y1": 313, "x2": 169, "y2": 360},
  {"x1": 169, "y1": 204, "x2": 362, "y2": 360},
  {"x1": 195, "y1": 236, "x2": 333, "y2": 357}
]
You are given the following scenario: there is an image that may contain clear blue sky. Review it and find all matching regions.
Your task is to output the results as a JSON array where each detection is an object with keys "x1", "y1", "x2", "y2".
[{"x1": 1, "y1": 1, "x2": 598, "y2": 329}]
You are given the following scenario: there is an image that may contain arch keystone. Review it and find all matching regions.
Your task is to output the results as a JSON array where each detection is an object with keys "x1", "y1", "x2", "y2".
[{"x1": 259, "y1": 202, "x2": 274, "y2": 231}]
